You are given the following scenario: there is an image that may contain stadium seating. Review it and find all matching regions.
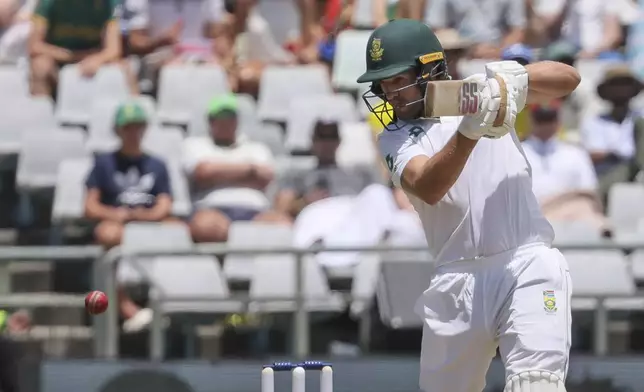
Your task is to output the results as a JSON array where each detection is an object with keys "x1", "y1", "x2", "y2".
[
  {"x1": 56, "y1": 65, "x2": 129, "y2": 126},
  {"x1": 150, "y1": 255, "x2": 243, "y2": 314},
  {"x1": 157, "y1": 65, "x2": 230, "y2": 125},
  {"x1": 51, "y1": 158, "x2": 93, "y2": 224},
  {"x1": 223, "y1": 222, "x2": 294, "y2": 282},
  {"x1": 332, "y1": 30, "x2": 372, "y2": 91},
  {"x1": 257, "y1": 65, "x2": 333, "y2": 122},
  {"x1": 0, "y1": 96, "x2": 56, "y2": 157},
  {"x1": 16, "y1": 129, "x2": 88, "y2": 191}
]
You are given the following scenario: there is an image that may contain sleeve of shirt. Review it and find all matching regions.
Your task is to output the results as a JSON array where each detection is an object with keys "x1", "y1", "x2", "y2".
[
  {"x1": 125, "y1": 0, "x2": 150, "y2": 30},
  {"x1": 425, "y1": 0, "x2": 448, "y2": 29},
  {"x1": 507, "y1": 0, "x2": 527, "y2": 28},
  {"x1": 153, "y1": 160, "x2": 172, "y2": 196},
  {"x1": 85, "y1": 160, "x2": 101, "y2": 190},
  {"x1": 378, "y1": 130, "x2": 430, "y2": 189}
]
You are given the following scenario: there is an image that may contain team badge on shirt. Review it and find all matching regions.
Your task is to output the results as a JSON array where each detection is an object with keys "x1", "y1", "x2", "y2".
[{"x1": 543, "y1": 290, "x2": 557, "y2": 314}]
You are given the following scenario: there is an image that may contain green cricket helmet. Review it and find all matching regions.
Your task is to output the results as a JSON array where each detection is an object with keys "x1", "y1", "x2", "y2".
[{"x1": 357, "y1": 19, "x2": 449, "y2": 129}]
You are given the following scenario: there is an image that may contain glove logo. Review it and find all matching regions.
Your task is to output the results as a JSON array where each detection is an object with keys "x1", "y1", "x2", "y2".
[{"x1": 370, "y1": 39, "x2": 384, "y2": 62}]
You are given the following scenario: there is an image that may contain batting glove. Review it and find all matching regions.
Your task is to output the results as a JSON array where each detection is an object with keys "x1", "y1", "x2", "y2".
[
  {"x1": 482, "y1": 84, "x2": 518, "y2": 139},
  {"x1": 485, "y1": 61, "x2": 529, "y2": 113},
  {"x1": 457, "y1": 73, "x2": 503, "y2": 140}
]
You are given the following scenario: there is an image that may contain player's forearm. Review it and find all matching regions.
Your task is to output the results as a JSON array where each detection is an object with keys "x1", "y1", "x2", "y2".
[
  {"x1": 525, "y1": 61, "x2": 581, "y2": 104},
  {"x1": 405, "y1": 132, "x2": 477, "y2": 206}
]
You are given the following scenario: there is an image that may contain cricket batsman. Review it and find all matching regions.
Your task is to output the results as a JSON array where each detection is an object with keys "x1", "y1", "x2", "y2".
[{"x1": 357, "y1": 19, "x2": 580, "y2": 392}]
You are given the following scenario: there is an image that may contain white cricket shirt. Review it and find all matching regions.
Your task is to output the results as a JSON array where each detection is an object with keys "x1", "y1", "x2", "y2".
[{"x1": 378, "y1": 117, "x2": 554, "y2": 266}]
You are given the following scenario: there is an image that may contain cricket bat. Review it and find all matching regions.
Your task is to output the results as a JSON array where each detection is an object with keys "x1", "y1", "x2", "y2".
[{"x1": 424, "y1": 75, "x2": 508, "y2": 127}]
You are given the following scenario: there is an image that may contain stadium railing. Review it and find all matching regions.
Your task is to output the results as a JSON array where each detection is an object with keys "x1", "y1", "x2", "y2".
[{"x1": 0, "y1": 240, "x2": 642, "y2": 359}]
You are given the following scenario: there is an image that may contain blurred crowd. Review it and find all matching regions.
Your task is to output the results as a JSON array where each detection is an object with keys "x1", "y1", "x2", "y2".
[{"x1": 0, "y1": 0, "x2": 644, "y2": 341}]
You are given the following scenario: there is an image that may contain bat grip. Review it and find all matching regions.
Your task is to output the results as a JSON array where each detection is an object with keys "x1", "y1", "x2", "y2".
[{"x1": 492, "y1": 74, "x2": 507, "y2": 128}]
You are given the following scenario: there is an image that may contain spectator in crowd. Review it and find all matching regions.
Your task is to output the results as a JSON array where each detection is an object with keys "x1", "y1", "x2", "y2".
[
  {"x1": 294, "y1": 0, "x2": 351, "y2": 65},
  {"x1": 183, "y1": 93, "x2": 289, "y2": 243},
  {"x1": 580, "y1": 65, "x2": 644, "y2": 200},
  {"x1": 372, "y1": 0, "x2": 427, "y2": 27},
  {"x1": 274, "y1": 119, "x2": 424, "y2": 267},
  {"x1": 274, "y1": 120, "x2": 381, "y2": 220},
  {"x1": 29, "y1": 0, "x2": 122, "y2": 97},
  {"x1": 426, "y1": 0, "x2": 526, "y2": 59},
  {"x1": 118, "y1": 0, "x2": 184, "y2": 93},
  {"x1": 0, "y1": 0, "x2": 34, "y2": 64},
  {"x1": 204, "y1": 0, "x2": 293, "y2": 96},
  {"x1": 435, "y1": 29, "x2": 472, "y2": 81},
  {"x1": 84, "y1": 102, "x2": 173, "y2": 332},
  {"x1": 531, "y1": 0, "x2": 622, "y2": 59},
  {"x1": 542, "y1": 41, "x2": 582, "y2": 135},
  {"x1": 523, "y1": 100, "x2": 608, "y2": 231},
  {"x1": 500, "y1": 43, "x2": 534, "y2": 140}
]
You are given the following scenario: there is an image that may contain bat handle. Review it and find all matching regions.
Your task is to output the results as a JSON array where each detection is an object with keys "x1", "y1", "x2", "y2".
[{"x1": 492, "y1": 74, "x2": 508, "y2": 128}]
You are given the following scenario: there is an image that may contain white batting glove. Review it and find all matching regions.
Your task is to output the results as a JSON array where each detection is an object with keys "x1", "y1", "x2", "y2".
[
  {"x1": 457, "y1": 73, "x2": 502, "y2": 140},
  {"x1": 485, "y1": 61, "x2": 529, "y2": 113},
  {"x1": 482, "y1": 85, "x2": 518, "y2": 139}
]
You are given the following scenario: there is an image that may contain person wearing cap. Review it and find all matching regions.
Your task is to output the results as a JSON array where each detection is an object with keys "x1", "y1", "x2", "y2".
[
  {"x1": 85, "y1": 101, "x2": 173, "y2": 332},
  {"x1": 580, "y1": 64, "x2": 644, "y2": 200},
  {"x1": 522, "y1": 100, "x2": 608, "y2": 232},
  {"x1": 501, "y1": 44, "x2": 534, "y2": 140},
  {"x1": 183, "y1": 93, "x2": 289, "y2": 243},
  {"x1": 534, "y1": 0, "x2": 622, "y2": 60}
]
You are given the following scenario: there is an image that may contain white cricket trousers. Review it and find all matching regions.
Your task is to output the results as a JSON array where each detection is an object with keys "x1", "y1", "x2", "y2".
[{"x1": 417, "y1": 242, "x2": 572, "y2": 392}]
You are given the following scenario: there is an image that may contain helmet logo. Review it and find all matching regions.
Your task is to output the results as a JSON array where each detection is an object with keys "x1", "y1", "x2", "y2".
[
  {"x1": 419, "y1": 52, "x2": 444, "y2": 64},
  {"x1": 370, "y1": 38, "x2": 384, "y2": 62}
]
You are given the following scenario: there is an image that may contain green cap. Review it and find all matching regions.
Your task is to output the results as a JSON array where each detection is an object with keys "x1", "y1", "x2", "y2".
[
  {"x1": 357, "y1": 19, "x2": 444, "y2": 83},
  {"x1": 114, "y1": 102, "x2": 147, "y2": 127},
  {"x1": 208, "y1": 94, "x2": 238, "y2": 118}
]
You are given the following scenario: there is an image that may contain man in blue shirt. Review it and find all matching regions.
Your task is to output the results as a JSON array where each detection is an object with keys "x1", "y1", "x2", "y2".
[{"x1": 84, "y1": 101, "x2": 173, "y2": 332}]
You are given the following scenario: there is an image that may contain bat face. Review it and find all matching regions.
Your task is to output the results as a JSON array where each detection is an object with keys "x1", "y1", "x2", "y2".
[
  {"x1": 423, "y1": 80, "x2": 480, "y2": 117},
  {"x1": 423, "y1": 76, "x2": 507, "y2": 127}
]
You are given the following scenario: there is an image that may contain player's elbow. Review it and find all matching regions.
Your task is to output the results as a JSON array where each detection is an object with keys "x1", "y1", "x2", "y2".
[
  {"x1": 562, "y1": 66, "x2": 581, "y2": 93},
  {"x1": 408, "y1": 181, "x2": 443, "y2": 206},
  {"x1": 418, "y1": 192, "x2": 442, "y2": 206}
]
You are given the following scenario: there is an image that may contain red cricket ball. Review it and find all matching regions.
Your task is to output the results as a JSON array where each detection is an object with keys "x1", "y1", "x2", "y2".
[{"x1": 85, "y1": 290, "x2": 108, "y2": 315}]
